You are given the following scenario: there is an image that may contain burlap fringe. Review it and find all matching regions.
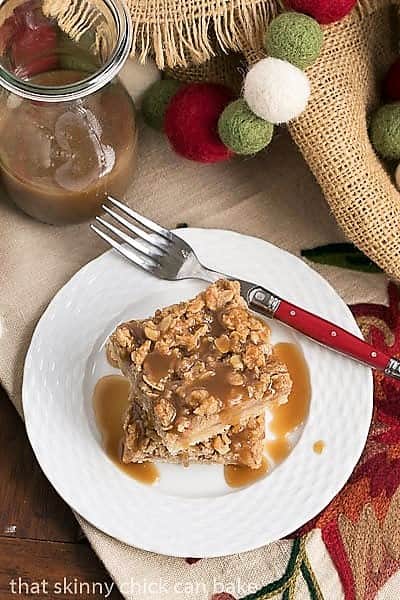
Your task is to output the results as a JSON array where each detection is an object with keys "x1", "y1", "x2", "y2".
[
  {"x1": 126, "y1": 0, "x2": 391, "y2": 69},
  {"x1": 126, "y1": 0, "x2": 277, "y2": 69},
  {"x1": 35, "y1": 0, "x2": 394, "y2": 70}
]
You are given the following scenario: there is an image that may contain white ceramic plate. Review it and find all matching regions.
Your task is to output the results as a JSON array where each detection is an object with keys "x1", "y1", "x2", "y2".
[{"x1": 23, "y1": 228, "x2": 373, "y2": 557}]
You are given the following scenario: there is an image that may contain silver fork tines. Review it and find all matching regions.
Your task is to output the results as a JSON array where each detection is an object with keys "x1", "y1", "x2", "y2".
[
  {"x1": 95, "y1": 216, "x2": 164, "y2": 259},
  {"x1": 102, "y1": 204, "x2": 166, "y2": 249},
  {"x1": 107, "y1": 196, "x2": 172, "y2": 242},
  {"x1": 90, "y1": 224, "x2": 159, "y2": 271},
  {"x1": 91, "y1": 196, "x2": 219, "y2": 282}
]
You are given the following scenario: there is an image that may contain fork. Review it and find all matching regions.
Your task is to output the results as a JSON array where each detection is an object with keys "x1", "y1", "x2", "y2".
[{"x1": 91, "y1": 196, "x2": 400, "y2": 381}]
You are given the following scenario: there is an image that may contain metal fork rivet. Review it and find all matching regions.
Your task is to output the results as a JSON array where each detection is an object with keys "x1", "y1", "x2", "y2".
[
  {"x1": 371, "y1": 351, "x2": 377, "y2": 358},
  {"x1": 290, "y1": 310, "x2": 296, "y2": 316},
  {"x1": 331, "y1": 331, "x2": 337, "y2": 337}
]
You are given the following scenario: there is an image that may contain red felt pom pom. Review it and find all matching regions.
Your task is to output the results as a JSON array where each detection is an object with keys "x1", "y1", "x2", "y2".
[
  {"x1": 284, "y1": 0, "x2": 356, "y2": 24},
  {"x1": 164, "y1": 83, "x2": 234, "y2": 163},
  {"x1": 384, "y1": 58, "x2": 400, "y2": 101}
]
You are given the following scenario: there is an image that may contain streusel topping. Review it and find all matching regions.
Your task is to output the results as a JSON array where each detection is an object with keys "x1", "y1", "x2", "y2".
[{"x1": 107, "y1": 280, "x2": 291, "y2": 449}]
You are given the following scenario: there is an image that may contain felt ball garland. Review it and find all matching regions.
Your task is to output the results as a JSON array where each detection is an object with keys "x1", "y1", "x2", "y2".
[
  {"x1": 370, "y1": 104, "x2": 400, "y2": 161},
  {"x1": 369, "y1": 55, "x2": 400, "y2": 191},
  {"x1": 265, "y1": 12, "x2": 324, "y2": 70},
  {"x1": 218, "y1": 99, "x2": 274, "y2": 154},
  {"x1": 164, "y1": 83, "x2": 234, "y2": 163},
  {"x1": 119, "y1": 58, "x2": 161, "y2": 107},
  {"x1": 140, "y1": 2, "x2": 356, "y2": 162},
  {"x1": 284, "y1": 0, "x2": 357, "y2": 24},
  {"x1": 142, "y1": 79, "x2": 182, "y2": 130},
  {"x1": 244, "y1": 57, "x2": 311, "y2": 124}
]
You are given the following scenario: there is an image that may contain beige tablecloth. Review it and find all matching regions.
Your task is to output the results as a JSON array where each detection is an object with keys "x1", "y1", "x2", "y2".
[{"x1": 0, "y1": 123, "x2": 390, "y2": 599}]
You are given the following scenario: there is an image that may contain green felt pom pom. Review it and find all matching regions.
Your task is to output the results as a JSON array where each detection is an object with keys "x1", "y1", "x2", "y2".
[
  {"x1": 141, "y1": 79, "x2": 182, "y2": 130},
  {"x1": 370, "y1": 103, "x2": 400, "y2": 160},
  {"x1": 264, "y1": 12, "x2": 323, "y2": 70},
  {"x1": 218, "y1": 99, "x2": 274, "y2": 155}
]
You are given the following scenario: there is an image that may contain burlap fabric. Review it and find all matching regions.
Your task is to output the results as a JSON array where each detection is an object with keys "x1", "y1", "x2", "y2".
[
  {"x1": 126, "y1": 0, "x2": 400, "y2": 280},
  {"x1": 288, "y1": 2, "x2": 400, "y2": 281}
]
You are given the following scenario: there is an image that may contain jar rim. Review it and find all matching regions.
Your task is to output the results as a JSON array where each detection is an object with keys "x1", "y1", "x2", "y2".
[{"x1": 0, "y1": 0, "x2": 132, "y2": 102}]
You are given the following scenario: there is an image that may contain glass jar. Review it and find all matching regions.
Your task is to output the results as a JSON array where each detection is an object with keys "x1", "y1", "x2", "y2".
[{"x1": 0, "y1": 0, "x2": 137, "y2": 225}]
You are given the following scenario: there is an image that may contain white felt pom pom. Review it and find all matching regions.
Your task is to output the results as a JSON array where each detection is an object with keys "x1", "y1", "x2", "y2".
[
  {"x1": 243, "y1": 57, "x2": 311, "y2": 124},
  {"x1": 118, "y1": 57, "x2": 161, "y2": 107}
]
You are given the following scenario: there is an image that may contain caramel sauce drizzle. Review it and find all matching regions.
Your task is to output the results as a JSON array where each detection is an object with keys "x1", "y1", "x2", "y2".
[
  {"x1": 208, "y1": 309, "x2": 227, "y2": 338},
  {"x1": 313, "y1": 440, "x2": 325, "y2": 455},
  {"x1": 261, "y1": 342, "x2": 311, "y2": 473},
  {"x1": 184, "y1": 364, "x2": 246, "y2": 407},
  {"x1": 144, "y1": 351, "x2": 176, "y2": 382},
  {"x1": 93, "y1": 375, "x2": 159, "y2": 485},
  {"x1": 140, "y1": 311, "x2": 254, "y2": 435},
  {"x1": 108, "y1": 311, "x2": 312, "y2": 490},
  {"x1": 93, "y1": 359, "x2": 313, "y2": 491},
  {"x1": 224, "y1": 457, "x2": 269, "y2": 488}
]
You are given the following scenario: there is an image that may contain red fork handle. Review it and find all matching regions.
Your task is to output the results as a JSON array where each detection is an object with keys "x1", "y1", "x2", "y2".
[{"x1": 248, "y1": 287, "x2": 400, "y2": 379}]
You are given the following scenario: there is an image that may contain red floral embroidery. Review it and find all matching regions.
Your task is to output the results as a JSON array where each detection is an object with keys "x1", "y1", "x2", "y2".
[
  {"x1": 311, "y1": 283, "x2": 400, "y2": 599},
  {"x1": 322, "y1": 521, "x2": 355, "y2": 600},
  {"x1": 351, "y1": 452, "x2": 400, "y2": 498}
]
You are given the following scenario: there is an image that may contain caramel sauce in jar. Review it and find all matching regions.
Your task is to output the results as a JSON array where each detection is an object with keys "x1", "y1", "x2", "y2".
[
  {"x1": 93, "y1": 375, "x2": 159, "y2": 485},
  {"x1": 0, "y1": 70, "x2": 137, "y2": 224}
]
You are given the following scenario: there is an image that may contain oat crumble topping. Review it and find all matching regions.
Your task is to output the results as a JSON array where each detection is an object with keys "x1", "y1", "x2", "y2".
[{"x1": 107, "y1": 280, "x2": 292, "y2": 467}]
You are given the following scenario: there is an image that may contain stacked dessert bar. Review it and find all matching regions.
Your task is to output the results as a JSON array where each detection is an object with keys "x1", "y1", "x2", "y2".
[{"x1": 107, "y1": 280, "x2": 291, "y2": 470}]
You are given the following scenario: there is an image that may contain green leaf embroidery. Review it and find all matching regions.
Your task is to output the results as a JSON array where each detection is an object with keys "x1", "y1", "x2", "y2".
[
  {"x1": 239, "y1": 536, "x2": 324, "y2": 600},
  {"x1": 301, "y1": 243, "x2": 382, "y2": 274},
  {"x1": 300, "y1": 554, "x2": 324, "y2": 600},
  {"x1": 240, "y1": 538, "x2": 303, "y2": 600}
]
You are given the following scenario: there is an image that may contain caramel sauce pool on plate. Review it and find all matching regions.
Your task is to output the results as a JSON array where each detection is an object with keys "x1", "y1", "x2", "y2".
[
  {"x1": 269, "y1": 342, "x2": 312, "y2": 439},
  {"x1": 93, "y1": 375, "x2": 159, "y2": 485},
  {"x1": 226, "y1": 342, "x2": 312, "y2": 488},
  {"x1": 265, "y1": 437, "x2": 291, "y2": 464},
  {"x1": 224, "y1": 457, "x2": 269, "y2": 488}
]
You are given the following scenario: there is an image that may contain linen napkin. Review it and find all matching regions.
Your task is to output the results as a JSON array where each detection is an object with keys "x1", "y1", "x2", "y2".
[{"x1": 0, "y1": 124, "x2": 393, "y2": 599}]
